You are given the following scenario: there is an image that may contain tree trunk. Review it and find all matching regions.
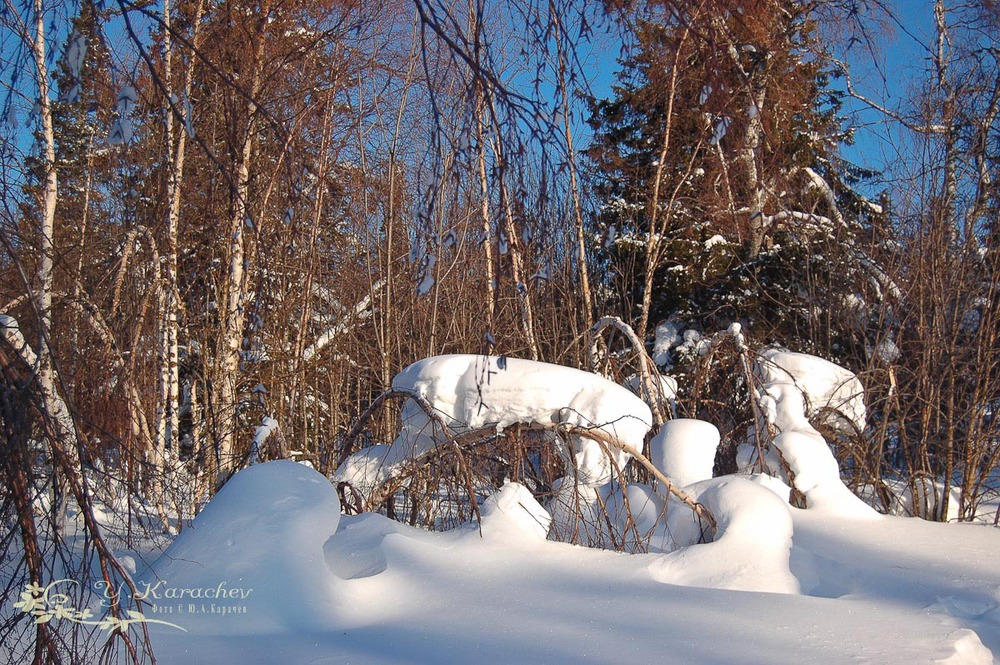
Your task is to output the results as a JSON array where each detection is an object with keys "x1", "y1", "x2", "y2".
[
  {"x1": 154, "y1": 0, "x2": 204, "y2": 523},
  {"x1": 215, "y1": 29, "x2": 266, "y2": 486}
]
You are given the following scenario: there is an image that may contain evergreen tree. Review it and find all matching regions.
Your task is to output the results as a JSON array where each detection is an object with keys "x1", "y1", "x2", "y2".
[{"x1": 587, "y1": 0, "x2": 881, "y2": 354}]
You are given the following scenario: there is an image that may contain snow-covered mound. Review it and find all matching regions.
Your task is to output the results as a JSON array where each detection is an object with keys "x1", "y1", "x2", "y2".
[
  {"x1": 477, "y1": 481, "x2": 552, "y2": 542},
  {"x1": 649, "y1": 476, "x2": 799, "y2": 593},
  {"x1": 139, "y1": 461, "x2": 342, "y2": 633},
  {"x1": 336, "y1": 355, "x2": 653, "y2": 492},
  {"x1": 145, "y1": 485, "x2": 997, "y2": 664},
  {"x1": 649, "y1": 418, "x2": 720, "y2": 489},
  {"x1": 756, "y1": 348, "x2": 865, "y2": 431},
  {"x1": 751, "y1": 349, "x2": 876, "y2": 517}
]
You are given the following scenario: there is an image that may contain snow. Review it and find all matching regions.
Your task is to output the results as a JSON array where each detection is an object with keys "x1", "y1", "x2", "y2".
[
  {"x1": 648, "y1": 418, "x2": 719, "y2": 488},
  {"x1": 648, "y1": 476, "x2": 799, "y2": 594},
  {"x1": 136, "y1": 460, "x2": 1000, "y2": 664},
  {"x1": 750, "y1": 349, "x2": 875, "y2": 516},
  {"x1": 710, "y1": 116, "x2": 731, "y2": 145},
  {"x1": 477, "y1": 481, "x2": 552, "y2": 541},
  {"x1": 652, "y1": 319, "x2": 683, "y2": 366},
  {"x1": 653, "y1": 325, "x2": 712, "y2": 366},
  {"x1": 704, "y1": 233, "x2": 727, "y2": 249},
  {"x1": 699, "y1": 84, "x2": 712, "y2": 105},
  {"x1": 755, "y1": 348, "x2": 866, "y2": 432},
  {"x1": 870, "y1": 338, "x2": 901, "y2": 363},
  {"x1": 13, "y1": 352, "x2": 1000, "y2": 664},
  {"x1": 336, "y1": 355, "x2": 653, "y2": 491},
  {"x1": 624, "y1": 371, "x2": 678, "y2": 413},
  {"x1": 416, "y1": 254, "x2": 436, "y2": 295},
  {"x1": 861, "y1": 476, "x2": 965, "y2": 521},
  {"x1": 138, "y1": 461, "x2": 342, "y2": 633}
]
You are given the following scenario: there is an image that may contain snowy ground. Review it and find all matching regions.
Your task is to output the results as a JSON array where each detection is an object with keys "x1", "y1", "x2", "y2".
[
  {"x1": 134, "y1": 460, "x2": 999, "y2": 665},
  {"x1": 11, "y1": 353, "x2": 1000, "y2": 664}
]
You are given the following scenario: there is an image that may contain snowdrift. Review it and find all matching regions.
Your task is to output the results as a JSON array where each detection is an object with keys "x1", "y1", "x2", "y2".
[
  {"x1": 133, "y1": 350, "x2": 1000, "y2": 663},
  {"x1": 139, "y1": 461, "x2": 342, "y2": 633},
  {"x1": 141, "y1": 461, "x2": 996, "y2": 664}
]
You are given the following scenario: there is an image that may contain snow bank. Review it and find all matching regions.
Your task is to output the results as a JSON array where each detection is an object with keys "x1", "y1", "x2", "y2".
[
  {"x1": 141, "y1": 498, "x2": 1000, "y2": 664},
  {"x1": 649, "y1": 476, "x2": 799, "y2": 594},
  {"x1": 548, "y1": 478, "x2": 665, "y2": 550},
  {"x1": 332, "y1": 443, "x2": 395, "y2": 497},
  {"x1": 936, "y1": 630, "x2": 993, "y2": 665},
  {"x1": 139, "y1": 461, "x2": 341, "y2": 633},
  {"x1": 337, "y1": 355, "x2": 653, "y2": 492},
  {"x1": 547, "y1": 477, "x2": 605, "y2": 546},
  {"x1": 71, "y1": 457, "x2": 1000, "y2": 665}
]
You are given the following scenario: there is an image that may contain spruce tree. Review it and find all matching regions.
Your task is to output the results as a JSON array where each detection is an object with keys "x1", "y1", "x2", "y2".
[{"x1": 586, "y1": 0, "x2": 881, "y2": 356}]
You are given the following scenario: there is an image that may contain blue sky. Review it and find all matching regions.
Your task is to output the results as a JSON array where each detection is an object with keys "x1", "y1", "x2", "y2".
[{"x1": 837, "y1": 1, "x2": 939, "y2": 182}]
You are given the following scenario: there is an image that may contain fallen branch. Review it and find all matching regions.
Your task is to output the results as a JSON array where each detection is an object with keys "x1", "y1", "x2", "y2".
[{"x1": 557, "y1": 423, "x2": 717, "y2": 534}]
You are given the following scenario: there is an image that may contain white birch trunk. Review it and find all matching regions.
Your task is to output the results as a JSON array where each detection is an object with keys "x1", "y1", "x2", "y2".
[
  {"x1": 31, "y1": 0, "x2": 81, "y2": 487},
  {"x1": 33, "y1": 0, "x2": 56, "y2": 398},
  {"x1": 154, "y1": 0, "x2": 203, "y2": 514},
  {"x1": 215, "y1": 52, "x2": 264, "y2": 484},
  {"x1": 216, "y1": 140, "x2": 253, "y2": 485},
  {"x1": 475, "y1": 87, "x2": 496, "y2": 332}
]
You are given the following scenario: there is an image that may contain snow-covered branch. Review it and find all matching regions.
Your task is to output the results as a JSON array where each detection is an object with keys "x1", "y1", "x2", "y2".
[
  {"x1": 301, "y1": 280, "x2": 384, "y2": 364},
  {"x1": 589, "y1": 316, "x2": 667, "y2": 427},
  {"x1": 801, "y1": 167, "x2": 846, "y2": 228}
]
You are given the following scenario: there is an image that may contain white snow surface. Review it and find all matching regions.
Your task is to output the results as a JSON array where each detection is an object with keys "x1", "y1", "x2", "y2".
[
  {"x1": 648, "y1": 418, "x2": 720, "y2": 488},
  {"x1": 139, "y1": 461, "x2": 341, "y2": 633},
  {"x1": 140, "y1": 461, "x2": 1000, "y2": 664},
  {"x1": 648, "y1": 476, "x2": 799, "y2": 594},
  {"x1": 392, "y1": 354, "x2": 651, "y2": 449},
  {"x1": 624, "y1": 371, "x2": 678, "y2": 415}
]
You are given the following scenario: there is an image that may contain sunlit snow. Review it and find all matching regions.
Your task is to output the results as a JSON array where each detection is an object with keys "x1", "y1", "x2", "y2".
[{"x1": 20, "y1": 353, "x2": 1000, "y2": 664}]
